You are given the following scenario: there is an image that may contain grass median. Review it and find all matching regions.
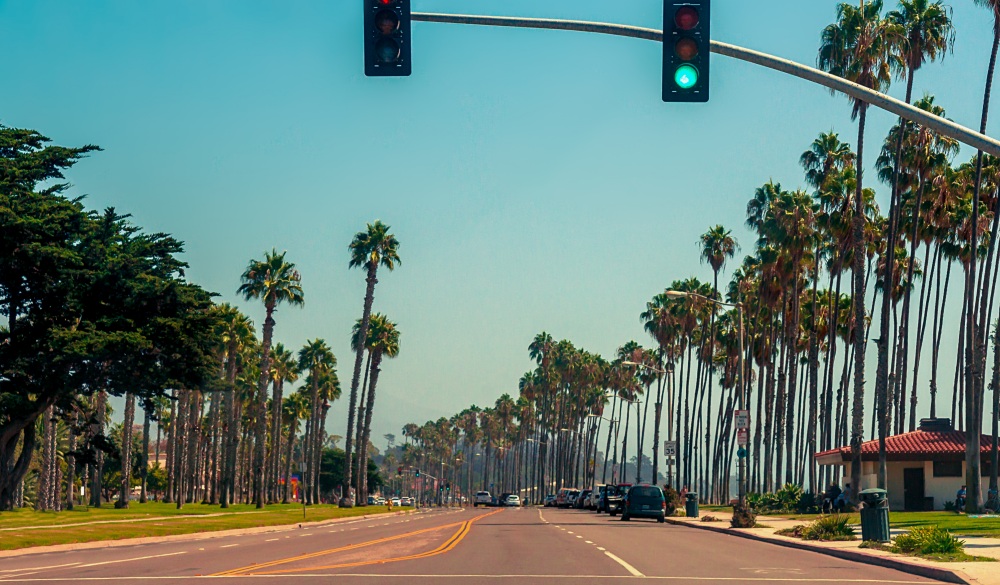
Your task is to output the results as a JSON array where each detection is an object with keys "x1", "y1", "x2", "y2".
[
  {"x1": 0, "y1": 503, "x2": 400, "y2": 550},
  {"x1": 771, "y1": 511, "x2": 1000, "y2": 539}
]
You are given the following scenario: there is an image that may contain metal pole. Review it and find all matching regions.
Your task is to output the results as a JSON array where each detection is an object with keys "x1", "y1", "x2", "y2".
[
  {"x1": 737, "y1": 302, "x2": 746, "y2": 506},
  {"x1": 411, "y1": 13, "x2": 1000, "y2": 158}
]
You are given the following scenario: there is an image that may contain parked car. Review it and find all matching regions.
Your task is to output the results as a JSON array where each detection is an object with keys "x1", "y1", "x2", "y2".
[
  {"x1": 474, "y1": 491, "x2": 492, "y2": 507},
  {"x1": 543, "y1": 494, "x2": 557, "y2": 507},
  {"x1": 554, "y1": 488, "x2": 574, "y2": 507},
  {"x1": 606, "y1": 483, "x2": 633, "y2": 516},
  {"x1": 390, "y1": 497, "x2": 401, "y2": 507},
  {"x1": 620, "y1": 484, "x2": 666, "y2": 523},
  {"x1": 559, "y1": 489, "x2": 580, "y2": 508},
  {"x1": 573, "y1": 489, "x2": 592, "y2": 509},
  {"x1": 367, "y1": 496, "x2": 378, "y2": 505},
  {"x1": 400, "y1": 497, "x2": 412, "y2": 506},
  {"x1": 504, "y1": 494, "x2": 521, "y2": 507},
  {"x1": 587, "y1": 486, "x2": 604, "y2": 510}
]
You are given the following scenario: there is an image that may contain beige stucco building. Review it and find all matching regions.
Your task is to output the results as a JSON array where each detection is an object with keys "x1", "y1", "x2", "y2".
[{"x1": 815, "y1": 419, "x2": 995, "y2": 511}]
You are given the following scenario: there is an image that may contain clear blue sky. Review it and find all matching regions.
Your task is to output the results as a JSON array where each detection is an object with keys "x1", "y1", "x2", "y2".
[{"x1": 1, "y1": 0, "x2": 996, "y2": 446}]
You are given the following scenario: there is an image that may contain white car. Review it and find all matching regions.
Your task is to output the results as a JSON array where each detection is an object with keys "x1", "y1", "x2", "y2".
[
  {"x1": 400, "y1": 497, "x2": 412, "y2": 506},
  {"x1": 390, "y1": 497, "x2": 401, "y2": 507},
  {"x1": 474, "y1": 491, "x2": 492, "y2": 507},
  {"x1": 504, "y1": 495, "x2": 521, "y2": 507}
]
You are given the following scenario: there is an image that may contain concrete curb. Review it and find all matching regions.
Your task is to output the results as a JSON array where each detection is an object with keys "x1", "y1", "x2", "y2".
[
  {"x1": 0, "y1": 508, "x2": 424, "y2": 559},
  {"x1": 665, "y1": 517, "x2": 976, "y2": 585}
]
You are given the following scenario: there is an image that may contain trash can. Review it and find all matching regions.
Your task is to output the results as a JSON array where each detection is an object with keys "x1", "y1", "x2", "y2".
[
  {"x1": 685, "y1": 492, "x2": 699, "y2": 518},
  {"x1": 858, "y1": 488, "x2": 890, "y2": 543}
]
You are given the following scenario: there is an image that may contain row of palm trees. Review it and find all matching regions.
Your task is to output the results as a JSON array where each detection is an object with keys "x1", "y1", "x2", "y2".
[
  {"x1": 397, "y1": 0, "x2": 1000, "y2": 509},
  {"x1": 26, "y1": 221, "x2": 403, "y2": 511}
]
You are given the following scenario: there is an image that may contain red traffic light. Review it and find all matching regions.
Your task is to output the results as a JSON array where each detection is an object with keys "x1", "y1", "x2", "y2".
[
  {"x1": 378, "y1": 0, "x2": 395, "y2": 4},
  {"x1": 674, "y1": 6, "x2": 700, "y2": 30}
]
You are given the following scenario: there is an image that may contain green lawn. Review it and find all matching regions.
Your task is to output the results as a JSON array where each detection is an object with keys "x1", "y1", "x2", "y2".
[
  {"x1": 769, "y1": 511, "x2": 1000, "y2": 538},
  {"x1": 0, "y1": 503, "x2": 398, "y2": 550}
]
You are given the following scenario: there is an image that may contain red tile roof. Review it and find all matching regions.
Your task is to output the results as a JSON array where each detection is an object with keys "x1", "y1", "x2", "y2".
[{"x1": 815, "y1": 430, "x2": 996, "y2": 462}]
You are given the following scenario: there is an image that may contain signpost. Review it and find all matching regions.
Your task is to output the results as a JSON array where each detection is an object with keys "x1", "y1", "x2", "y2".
[
  {"x1": 735, "y1": 409, "x2": 749, "y2": 430},
  {"x1": 736, "y1": 428, "x2": 749, "y2": 446}
]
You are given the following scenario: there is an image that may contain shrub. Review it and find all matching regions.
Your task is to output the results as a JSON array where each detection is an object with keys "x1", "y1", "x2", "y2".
[
  {"x1": 893, "y1": 526, "x2": 965, "y2": 556},
  {"x1": 795, "y1": 491, "x2": 821, "y2": 514},
  {"x1": 943, "y1": 500, "x2": 957, "y2": 512},
  {"x1": 776, "y1": 483, "x2": 804, "y2": 510},
  {"x1": 701, "y1": 515, "x2": 720, "y2": 522},
  {"x1": 731, "y1": 502, "x2": 757, "y2": 528},
  {"x1": 800, "y1": 514, "x2": 856, "y2": 541},
  {"x1": 776, "y1": 525, "x2": 807, "y2": 537},
  {"x1": 663, "y1": 486, "x2": 681, "y2": 517}
]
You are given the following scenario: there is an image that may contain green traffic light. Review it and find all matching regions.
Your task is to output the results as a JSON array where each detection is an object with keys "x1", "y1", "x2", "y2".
[{"x1": 674, "y1": 64, "x2": 699, "y2": 89}]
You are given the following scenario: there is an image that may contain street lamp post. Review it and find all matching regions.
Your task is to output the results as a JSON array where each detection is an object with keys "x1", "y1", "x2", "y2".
[{"x1": 666, "y1": 290, "x2": 746, "y2": 506}]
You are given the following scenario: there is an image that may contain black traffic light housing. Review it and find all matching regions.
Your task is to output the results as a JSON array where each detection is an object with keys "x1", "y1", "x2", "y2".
[
  {"x1": 364, "y1": 0, "x2": 411, "y2": 77},
  {"x1": 663, "y1": 1, "x2": 710, "y2": 102}
]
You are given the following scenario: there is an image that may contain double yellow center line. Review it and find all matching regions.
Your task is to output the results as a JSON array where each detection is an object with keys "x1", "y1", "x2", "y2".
[{"x1": 214, "y1": 508, "x2": 501, "y2": 577}]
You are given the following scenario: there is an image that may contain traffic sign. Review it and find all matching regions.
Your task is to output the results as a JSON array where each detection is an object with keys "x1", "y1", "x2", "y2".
[
  {"x1": 735, "y1": 410, "x2": 749, "y2": 430},
  {"x1": 737, "y1": 428, "x2": 749, "y2": 446},
  {"x1": 663, "y1": 441, "x2": 677, "y2": 456}
]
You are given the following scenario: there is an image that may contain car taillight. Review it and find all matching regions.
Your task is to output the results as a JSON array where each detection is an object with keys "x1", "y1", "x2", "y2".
[{"x1": 662, "y1": 501, "x2": 666, "y2": 509}]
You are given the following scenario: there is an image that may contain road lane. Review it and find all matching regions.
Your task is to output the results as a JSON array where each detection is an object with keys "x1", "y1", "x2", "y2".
[
  {"x1": 0, "y1": 506, "x2": 947, "y2": 584},
  {"x1": 0, "y1": 507, "x2": 469, "y2": 581}
]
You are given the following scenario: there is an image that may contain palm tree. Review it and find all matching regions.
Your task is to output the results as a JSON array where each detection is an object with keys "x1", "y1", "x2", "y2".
[
  {"x1": 281, "y1": 391, "x2": 310, "y2": 504},
  {"x1": 267, "y1": 343, "x2": 299, "y2": 502},
  {"x1": 357, "y1": 314, "x2": 401, "y2": 502},
  {"x1": 216, "y1": 304, "x2": 255, "y2": 508},
  {"x1": 867, "y1": 0, "x2": 954, "y2": 489},
  {"x1": 818, "y1": 0, "x2": 899, "y2": 503},
  {"x1": 297, "y1": 338, "x2": 336, "y2": 504},
  {"x1": 342, "y1": 221, "x2": 400, "y2": 507},
  {"x1": 967, "y1": 0, "x2": 1000, "y2": 513},
  {"x1": 238, "y1": 249, "x2": 304, "y2": 508}
]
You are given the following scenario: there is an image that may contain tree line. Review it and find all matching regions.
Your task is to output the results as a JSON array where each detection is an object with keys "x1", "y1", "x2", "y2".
[{"x1": 0, "y1": 125, "x2": 402, "y2": 511}]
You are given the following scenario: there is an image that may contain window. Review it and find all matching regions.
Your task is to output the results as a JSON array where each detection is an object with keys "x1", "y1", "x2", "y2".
[{"x1": 933, "y1": 461, "x2": 962, "y2": 477}]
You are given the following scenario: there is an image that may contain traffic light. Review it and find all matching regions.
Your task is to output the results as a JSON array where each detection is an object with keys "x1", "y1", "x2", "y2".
[
  {"x1": 397, "y1": 466, "x2": 403, "y2": 476},
  {"x1": 364, "y1": 0, "x2": 411, "y2": 77},
  {"x1": 415, "y1": 469, "x2": 420, "y2": 477},
  {"x1": 662, "y1": 1, "x2": 710, "y2": 102}
]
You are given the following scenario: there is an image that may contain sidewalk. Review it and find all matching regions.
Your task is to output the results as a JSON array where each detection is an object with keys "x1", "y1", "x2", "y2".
[{"x1": 666, "y1": 510, "x2": 1000, "y2": 585}]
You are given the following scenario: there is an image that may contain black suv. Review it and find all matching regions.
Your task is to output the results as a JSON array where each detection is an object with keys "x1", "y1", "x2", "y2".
[{"x1": 621, "y1": 485, "x2": 666, "y2": 523}]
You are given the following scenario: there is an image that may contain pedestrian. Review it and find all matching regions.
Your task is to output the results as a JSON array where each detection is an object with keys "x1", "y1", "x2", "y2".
[
  {"x1": 956, "y1": 485, "x2": 967, "y2": 513},
  {"x1": 834, "y1": 483, "x2": 850, "y2": 513},
  {"x1": 679, "y1": 485, "x2": 689, "y2": 501}
]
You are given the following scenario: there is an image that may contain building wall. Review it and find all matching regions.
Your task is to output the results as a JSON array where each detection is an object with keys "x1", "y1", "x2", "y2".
[{"x1": 837, "y1": 460, "x2": 989, "y2": 511}]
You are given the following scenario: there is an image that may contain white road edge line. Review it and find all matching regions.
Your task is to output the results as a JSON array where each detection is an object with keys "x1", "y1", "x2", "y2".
[
  {"x1": 76, "y1": 551, "x2": 187, "y2": 568},
  {"x1": 220, "y1": 544, "x2": 239, "y2": 548},
  {"x1": 604, "y1": 551, "x2": 644, "y2": 578}
]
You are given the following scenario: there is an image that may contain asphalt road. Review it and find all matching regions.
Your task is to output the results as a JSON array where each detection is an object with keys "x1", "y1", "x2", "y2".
[{"x1": 0, "y1": 506, "x2": 944, "y2": 584}]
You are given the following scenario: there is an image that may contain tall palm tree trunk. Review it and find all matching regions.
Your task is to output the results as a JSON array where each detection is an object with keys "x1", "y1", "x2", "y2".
[
  {"x1": 359, "y1": 352, "x2": 384, "y2": 503},
  {"x1": 849, "y1": 105, "x2": 870, "y2": 503},
  {"x1": 343, "y1": 266, "x2": 378, "y2": 506}
]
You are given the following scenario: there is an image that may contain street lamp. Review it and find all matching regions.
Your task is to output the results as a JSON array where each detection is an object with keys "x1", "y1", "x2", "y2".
[
  {"x1": 666, "y1": 289, "x2": 747, "y2": 506},
  {"x1": 622, "y1": 360, "x2": 666, "y2": 375}
]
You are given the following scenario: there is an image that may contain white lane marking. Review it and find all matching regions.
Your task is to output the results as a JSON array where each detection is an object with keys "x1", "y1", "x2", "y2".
[
  {"x1": 576, "y1": 535, "x2": 583, "y2": 538},
  {"x1": 604, "y1": 551, "x2": 644, "y2": 578},
  {"x1": 266, "y1": 538, "x2": 279, "y2": 542},
  {"x1": 76, "y1": 551, "x2": 187, "y2": 568},
  {"x1": 0, "y1": 564, "x2": 79, "y2": 574},
  {"x1": 585, "y1": 540, "x2": 593, "y2": 544},
  {"x1": 299, "y1": 534, "x2": 311, "y2": 537},
  {"x1": 220, "y1": 544, "x2": 239, "y2": 548},
  {"x1": 567, "y1": 531, "x2": 574, "y2": 534},
  {"x1": 596, "y1": 546, "x2": 606, "y2": 551}
]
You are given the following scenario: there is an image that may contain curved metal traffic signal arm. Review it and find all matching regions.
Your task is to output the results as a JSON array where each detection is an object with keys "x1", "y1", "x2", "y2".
[{"x1": 411, "y1": 12, "x2": 1000, "y2": 158}]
